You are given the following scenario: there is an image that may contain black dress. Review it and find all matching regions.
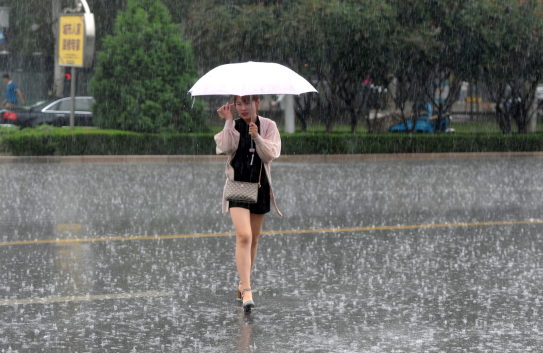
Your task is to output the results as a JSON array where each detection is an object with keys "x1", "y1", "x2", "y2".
[{"x1": 228, "y1": 117, "x2": 271, "y2": 214}]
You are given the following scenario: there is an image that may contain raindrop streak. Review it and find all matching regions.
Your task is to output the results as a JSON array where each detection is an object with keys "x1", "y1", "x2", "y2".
[{"x1": 0, "y1": 158, "x2": 542, "y2": 351}]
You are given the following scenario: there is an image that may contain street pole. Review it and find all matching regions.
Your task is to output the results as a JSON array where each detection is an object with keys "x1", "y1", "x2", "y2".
[
  {"x1": 52, "y1": 0, "x2": 64, "y2": 98},
  {"x1": 63, "y1": 0, "x2": 91, "y2": 131},
  {"x1": 70, "y1": 67, "x2": 76, "y2": 130},
  {"x1": 284, "y1": 95, "x2": 295, "y2": 133}
]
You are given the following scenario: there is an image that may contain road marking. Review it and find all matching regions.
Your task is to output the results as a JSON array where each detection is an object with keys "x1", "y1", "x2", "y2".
[
  {"x1": 0, "y1": 291, "x2": 172, "y2": 306},
  {"x1": 0, "y1": 231, "x2": 238, "y2": 246},
  {"x1": 261, "y1": 220, "x2": 543, "y2": 237},
  {"x1": 320, "y1": 187, "x2": 543, "y2": 195},
  {"x1": 1, "y1": 219, "x2": 542, "y2": 247}
]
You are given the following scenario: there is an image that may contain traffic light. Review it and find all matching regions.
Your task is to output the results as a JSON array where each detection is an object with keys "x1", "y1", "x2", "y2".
[{"x1": 63, "y1": 70, "x2": 71, "y2": 96}]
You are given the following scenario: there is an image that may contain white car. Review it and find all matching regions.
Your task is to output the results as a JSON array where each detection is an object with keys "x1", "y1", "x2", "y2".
[{"x1": 537, "y1": 86, "x2": 543, "y2": 102}]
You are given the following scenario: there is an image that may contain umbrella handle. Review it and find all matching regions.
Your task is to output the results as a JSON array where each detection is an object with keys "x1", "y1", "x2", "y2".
[{"x1": 250, "y1": 95, "x2": 254, "y2": 157}]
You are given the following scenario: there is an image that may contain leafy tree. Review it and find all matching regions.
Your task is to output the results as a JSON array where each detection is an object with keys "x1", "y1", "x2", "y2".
[
  {"x1": 186, "y1": 0, "x2": 394, "y2": 133},
  {"x1": 2, "y1": 0, "x2": 129, "y2": 54},
  {"x1": 277, "y1": 1, "x2": 328, "y2": 132},
  {"x1": 479, "y1": 0, "x2": 543, "y2": 134},
  {"x1": 423, "y1": 0, "x2": 482, "y2": 133},
  {"x1": 385, "y1": 0, "x2": 433, "y2": 133},
  {"x1": 318, "y1": 0, "x2": 394, "y2": 133},
  {"x1": 387, "y1": 0, "x2": 479, "y2": 133},
  {"x1": 186, "y1": 2, "x2": 287, "y2": 69},
  {"x1": 186, "y1": 1, "x2": 320, "y2": 129},
  {"x1": 89, "y1": 0, "x2": 206, "y2": 133},
  {"x1": 0, "y1": 0, "x2": 57, "y2": 55}
]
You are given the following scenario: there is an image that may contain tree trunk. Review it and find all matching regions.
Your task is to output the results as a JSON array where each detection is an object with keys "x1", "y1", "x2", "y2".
[
  {"x1": 326, "y1": 121, "x2": 333, "y2": 133},
  {"x1": 324, "y1": 102, "x2": 334, "y2": 133},
  {"x1": 350, "y1": 107, "x2": 357, "y2": 134},
  {"x1": 397, "y1": 105, "x2": 408, "y2": 134},
  {"x1": 516, "y1": 110, "x2": 529, "y2": 134},
  {"x1": 434, "y1": 103, "x2": 442, "y2": 134},
  {"x1": 316, "y1": 91, "x2": 333, "y2": 133},
  {"x1": 295, "y1": 95, "x2": 312, "y2": 133},
  {"x1": 470, "y1": 83, "x2": 474, "y2": 121},
  {"x1": 496, "y1": 106, "x2": 512, "y2": 135},
  {"x1": 476, "y1": 81, "x2": 480, "y2": 121},
  {"x1": 300, "y1": 119, "x2": 307, "y2": 133},
  {"x1": 411, "y1": 104, "x2": 419, "y2": 134}
]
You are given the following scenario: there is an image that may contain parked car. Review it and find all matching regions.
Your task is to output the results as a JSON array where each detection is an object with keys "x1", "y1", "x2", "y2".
[
  {"x1": 389, "y1": 115, "x2": 450, "y2": 133},
  {"x1": 389, "y1": 102, "x2": 450, "y2": 133},
  {"x1": 537, "y1": 86, "x2": 543, "y2": 103},
  {"x1": 0, "y1": 96, "x2": 94, "y2": 128}
]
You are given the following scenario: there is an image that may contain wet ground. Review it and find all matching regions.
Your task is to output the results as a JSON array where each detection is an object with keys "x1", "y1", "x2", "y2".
[{"x1": 1, "y1": 157, "x2": 543, "y2": 352}]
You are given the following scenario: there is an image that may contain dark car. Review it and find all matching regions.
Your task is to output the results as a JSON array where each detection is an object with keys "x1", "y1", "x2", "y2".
[{"x1": 0, "y1": 96, "x2": 94, "y2": 128}]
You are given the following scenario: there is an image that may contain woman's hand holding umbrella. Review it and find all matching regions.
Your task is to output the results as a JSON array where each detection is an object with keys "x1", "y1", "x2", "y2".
[
  {"x1": 217, "y1": 103, "x2": 234, "y2": 121},
  {"x1": 249, "y1": 123, "x2": 258, "y2": 139}
]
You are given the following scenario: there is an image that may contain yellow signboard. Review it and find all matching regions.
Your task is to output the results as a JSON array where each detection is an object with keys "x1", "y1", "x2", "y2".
[{"x1": 58, "y1": 15, "x2": 85, "y2": 67}]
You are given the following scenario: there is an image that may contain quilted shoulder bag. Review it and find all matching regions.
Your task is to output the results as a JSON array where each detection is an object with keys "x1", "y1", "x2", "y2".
[{"x1": 225, "y1": 162, "x2": 262, "y2": 204}]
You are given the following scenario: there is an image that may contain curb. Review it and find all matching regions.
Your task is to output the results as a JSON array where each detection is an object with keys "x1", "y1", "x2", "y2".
[{"x1": 1, "y1": 152, "x2": 543, "y2": 164}]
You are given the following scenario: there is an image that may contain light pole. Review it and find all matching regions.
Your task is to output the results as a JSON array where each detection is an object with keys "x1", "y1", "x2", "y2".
[
  {"x1": 63, "y1": 0, "x2": 91, "y2": 14},
  {"x1": 52, "y1": 0, "x2": 63, "y2": 98},
  {"x1": 57, "y1": 0, "x2": 94, "y2": 130},
  {"x1": 53, "y1": 0, "x2": 92, "y2": 99},
  {"x1": 66, "y1": 1, "x2": 87, "y2": 131}
]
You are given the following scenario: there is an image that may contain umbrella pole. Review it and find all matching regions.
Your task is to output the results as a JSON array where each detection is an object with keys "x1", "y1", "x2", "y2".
[{"x1": 250, "y1": 95, "x2": 255, "y2": 165}]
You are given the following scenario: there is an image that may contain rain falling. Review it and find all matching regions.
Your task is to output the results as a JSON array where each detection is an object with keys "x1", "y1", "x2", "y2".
[{"x1": 1, "y1": 0, "x2": 543, "y2": 352}]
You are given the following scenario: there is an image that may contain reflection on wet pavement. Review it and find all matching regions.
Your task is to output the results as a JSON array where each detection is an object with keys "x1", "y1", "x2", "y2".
[{"x1": 0, "y1": 158, "x2": 542, "y2": 351}]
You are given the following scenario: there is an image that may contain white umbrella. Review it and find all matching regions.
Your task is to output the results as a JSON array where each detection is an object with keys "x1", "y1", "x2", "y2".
[
  {"x1": 188, "y1": 61, "x2": 318, "y2": 97},
  {"x1": 189, "y1": 61, "x2": 317, "y2": 165}
]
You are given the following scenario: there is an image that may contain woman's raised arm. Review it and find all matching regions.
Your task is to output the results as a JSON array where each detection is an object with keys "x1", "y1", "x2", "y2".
[{"x1": 214, "y1": 104, "x2": 240, "y2": 155}]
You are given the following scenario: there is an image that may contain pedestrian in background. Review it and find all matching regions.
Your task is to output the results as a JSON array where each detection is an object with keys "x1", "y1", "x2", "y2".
[
  {"x1": 215, "y1": 95, "x2": 282, "y2": 312},
  {"x1": 2, "y1": 74, "x2": 25, "y2": 108}
]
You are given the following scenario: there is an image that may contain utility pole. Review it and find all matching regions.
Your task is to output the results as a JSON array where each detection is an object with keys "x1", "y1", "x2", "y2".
[
  {"x1": 284, "y1": 95, "x2": 295, "y2": 133},
  {"x1": 56, "y1": 0, "x2": 95, "y2": 130},
  {"x1": 52, "y1": 0, "x2": 64, "y2": 98}
]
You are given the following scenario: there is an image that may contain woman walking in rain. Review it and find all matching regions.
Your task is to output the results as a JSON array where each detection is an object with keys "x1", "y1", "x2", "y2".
[{"x1": 215, "y1": 95, "x2": 282, "y2": 312}]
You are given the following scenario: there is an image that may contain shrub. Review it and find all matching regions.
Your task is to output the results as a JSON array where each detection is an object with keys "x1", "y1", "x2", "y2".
[
  {"x1": 1, "y1": 127, "x2": 215, "y2": 156},
  {"x1": 89, "y1": 0, "x2": 207, "y2": 134},
  {"x1": 2, "y1": 128, "x2": 543, "y2": 156},
  {"x1": 281, "y1": 133, "x2": 543, "y2": 154}
]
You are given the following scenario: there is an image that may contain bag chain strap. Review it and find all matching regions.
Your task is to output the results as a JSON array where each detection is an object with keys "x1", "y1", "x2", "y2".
[{"x1": 258, "y1": 161, "x2": 262, "y2": 188}]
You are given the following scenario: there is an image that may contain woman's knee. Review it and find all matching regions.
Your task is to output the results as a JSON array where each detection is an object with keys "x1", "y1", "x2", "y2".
[
  {"x1": 251, "y1": 232, "x2": 260, "y2": 245},
  {"x1": 237, "y1": 231, "x2": 252, "y2": 246}
]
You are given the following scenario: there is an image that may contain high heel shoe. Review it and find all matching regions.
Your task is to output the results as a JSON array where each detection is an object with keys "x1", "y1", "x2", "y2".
[{"x1": 241, "y1": 288, "x2": 255, "y2": 312}]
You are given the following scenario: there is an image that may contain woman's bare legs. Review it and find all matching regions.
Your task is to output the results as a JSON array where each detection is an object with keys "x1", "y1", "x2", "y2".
[
  {"x1": 250, "y1": 213, "x2": 265, "y2": 270},
  {"x1": 230, "y1": 208, "x2": 266, "y2": 304}
]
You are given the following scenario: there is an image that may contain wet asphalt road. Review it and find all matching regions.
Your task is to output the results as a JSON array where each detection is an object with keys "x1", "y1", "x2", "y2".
[{"x1": 1, "y1": 157, "x2": 543, "y2": 352}]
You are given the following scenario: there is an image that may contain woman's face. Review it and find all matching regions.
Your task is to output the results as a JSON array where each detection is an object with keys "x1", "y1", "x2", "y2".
[{"x1": 234, "y1": 96, "x2": 260, "y2": 120}]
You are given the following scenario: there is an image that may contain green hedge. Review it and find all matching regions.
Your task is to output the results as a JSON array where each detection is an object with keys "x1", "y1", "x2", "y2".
[
  {"x1": 1, "y1": 128, "x2": 543, "y2": 156},
  {"x1": 282, "y1": 133, "x2": 543, "y2": 154},
  {"x1": 0, "y1": 128, "x2": 216, "y2": 156}
]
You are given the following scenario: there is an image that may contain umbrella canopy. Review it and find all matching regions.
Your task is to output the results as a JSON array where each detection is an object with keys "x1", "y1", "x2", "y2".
[{"x1": 188, "y1": 61, "x2": 318, "y2": 97}]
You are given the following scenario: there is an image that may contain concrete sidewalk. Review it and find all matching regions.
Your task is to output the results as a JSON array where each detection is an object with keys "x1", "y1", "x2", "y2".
[{"x1": 0, "y1": 151, "x2": 542, "y2": 164}]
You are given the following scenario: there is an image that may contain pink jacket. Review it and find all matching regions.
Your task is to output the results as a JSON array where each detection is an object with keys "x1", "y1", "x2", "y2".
[{"x1": 214, "y1": 116, "x2": 282, "y2": 217}]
